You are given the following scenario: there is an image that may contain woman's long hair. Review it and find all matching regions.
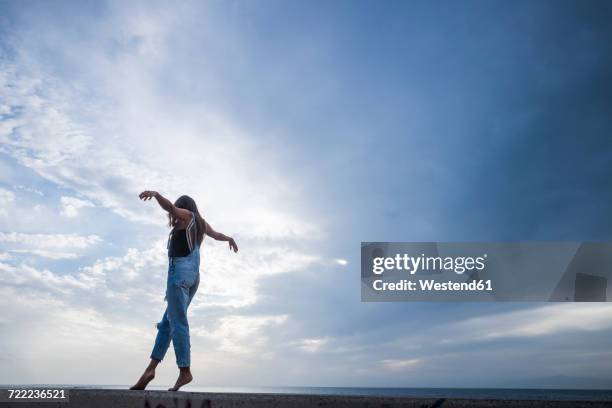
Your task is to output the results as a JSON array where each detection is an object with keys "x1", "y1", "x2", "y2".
[{"x1": 168, "y1": 195, "x2": 206, "y2": 245}]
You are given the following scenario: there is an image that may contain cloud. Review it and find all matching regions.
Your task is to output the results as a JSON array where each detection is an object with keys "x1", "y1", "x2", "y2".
[
  {"x1": 13, "y1": 185, "x2": 44, "y2": 196},
  {"x1": 0, "y1": 285, "x2": 152, "y2": 384},
  {"x1": 0, "y1": 262, "x2": 99, "y2": 294},
  {"x1": 60, "y1": 196, "x2": 94, "y2": 217},
  {"x1": 193, "y1": 242, "x2": 321, "y2": 309},
  {"x1": 381, "y1": 358, "x2": 421, "y2": 371},
  {"x1": 298, "y1": 337, "x2": 330, "y2": 353},
  {"x1": 458, "y1": 303, "x2": 612, "y2": 340},
  {"x1": 72, "y1": 236, "x2": 321, "y2": 309},
  {"x1": 80, "y1": 240, "x2": 167, "y2": 288},
  {"x1": 0, "y1": 187, "x2": 15, "y2": 217},
  {"x1": 0, "y1": 232, "x2": 102, "y2": 249},
  {"x1": 198, "y1": 314, "x2": 289, "y2": 356},
  {"x1": 8, "y1": 249, "x2": 79, "y2": 260},
  {"x1": 0, "y1": 62, "x2": 162, "y2": 224},
  {"x1": 0, "y1": 32, "x2": 320, "y2": 236}
]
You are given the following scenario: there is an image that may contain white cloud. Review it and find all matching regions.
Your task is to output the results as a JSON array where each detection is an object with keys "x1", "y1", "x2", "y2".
[
  {"x1": 60, "y1": 196, "x2": 94, "y2": 217},
  {"x1": 334, "y1": 258, "x2": 348, "y2": 266},
  {"x1": 0, "y1": 285, "x2": 152, "y2": 384},
  {"x1": 75, "y1": 237, "x2": 321, "y2": 309},
  {"x1": 0, "y1": 103, "x2": 11, "y2": 116},
  {"x1": 8, "y1": 249, "x2": 79, "y2": 260},
  {"x1": 198, "y1": 314, "x2": 288, "y2": 356},
  {"x1": 0, "y1": 232, "x2": 101, "y2": 261},
  {"x1": 381, "y1": 358, "x2": 421, "y2": 371},
  {"x1": 0, "y1": 40, "x2": 320, "y2": 235},
  {"x1": 0, "y1": 262, "x2": 99, "y2": 293},
  {"x1": 0, "y1": 187, "x2": 15, "y2": 217},
  {"x1": 0, "y1": 232, "x2": 102, "y2": 249},
  {"x1": 13, "y1": 185, "x2": 44, "y2": 196},
  {"x1": 459, "y1": 303, "x2": 612, "y2": 340},
  {"x1": 194, "y1": 242, "x2": 321, "y2": 309},
  {"x1": 81, "y1": 240, "x2": 167, "y2": 284},
  {"x1": 298, "y1": 337, "x2": 330, "y2": 353}
]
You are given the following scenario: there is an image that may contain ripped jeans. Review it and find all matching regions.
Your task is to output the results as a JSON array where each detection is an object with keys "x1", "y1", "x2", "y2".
[{"x1": 150, "y1": 246, "x2": 200, "y2": 367}]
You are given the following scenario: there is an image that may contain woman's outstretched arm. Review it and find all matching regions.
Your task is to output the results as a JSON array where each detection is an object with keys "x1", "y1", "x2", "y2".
[
  {"x1": 139, "y1": 190, "x2": 192, "y2": 222},
  {"x1": 205, "y1": 221, "x2": 238, "y2": 252}
]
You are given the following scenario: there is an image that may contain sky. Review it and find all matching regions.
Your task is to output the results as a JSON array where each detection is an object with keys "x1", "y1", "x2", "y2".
[{"x1": 1, "y1": 0, "x2": 612, "y2": 389}]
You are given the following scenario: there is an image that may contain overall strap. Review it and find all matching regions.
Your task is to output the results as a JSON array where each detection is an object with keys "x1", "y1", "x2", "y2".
[
  {"x1": 186, "y1": 212, "x2": 197, "y2": 252},
  {"x1": 166, "y1": 230, "x2": 173, "y2": 250}
]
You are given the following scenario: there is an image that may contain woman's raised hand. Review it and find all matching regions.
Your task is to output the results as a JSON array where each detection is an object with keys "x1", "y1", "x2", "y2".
[
  {"x1": 229, "y1": 237, "x2": 239, "y2": 253},
  {"x1": 139, "y1": 190, "x2": 158, "y2": 201}
]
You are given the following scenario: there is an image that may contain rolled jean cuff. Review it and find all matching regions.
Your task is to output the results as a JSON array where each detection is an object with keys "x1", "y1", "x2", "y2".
[
  {"x1": 177, "y1": 358, "x2": 190, "y2": 368},
  {"x1": 150, "y1": 353, "x2": 164, "y2": 362}
]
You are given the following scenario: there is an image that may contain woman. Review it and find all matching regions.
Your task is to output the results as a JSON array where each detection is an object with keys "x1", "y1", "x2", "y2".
[{"x1": 130, "y1": 190, "x2": 238, "y2": 391}]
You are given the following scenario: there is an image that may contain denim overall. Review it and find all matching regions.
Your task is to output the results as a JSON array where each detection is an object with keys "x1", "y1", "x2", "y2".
[{"x1": 150, "y1": 245, "x2": 200, "y2": 367}]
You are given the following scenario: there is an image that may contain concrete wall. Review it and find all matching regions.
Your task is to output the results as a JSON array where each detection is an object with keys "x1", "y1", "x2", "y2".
[{"x1": 2, "y1": 388, "x2": 610, "y2": 408}]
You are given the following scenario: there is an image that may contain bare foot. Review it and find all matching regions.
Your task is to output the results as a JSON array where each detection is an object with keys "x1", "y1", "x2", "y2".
[
  {"x1": 130, "y1": 369, "x2": 155, "y2": 390},
  {"x1": 168, "y1": 371, "x2": 192, "y2": 391}
]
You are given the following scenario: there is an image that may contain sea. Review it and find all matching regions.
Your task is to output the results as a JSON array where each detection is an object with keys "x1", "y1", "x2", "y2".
[{"x1": 10, "y1": 385, "x2": 611, "y2": 402}]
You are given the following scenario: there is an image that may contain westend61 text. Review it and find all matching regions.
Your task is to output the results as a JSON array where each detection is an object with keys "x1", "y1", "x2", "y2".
[
  {"x1": 373, "y1": 279, "x2": 493, "y2": 292},
  {"x1": 372, "y1": 254, "x2": 487, "y2": 275}
]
